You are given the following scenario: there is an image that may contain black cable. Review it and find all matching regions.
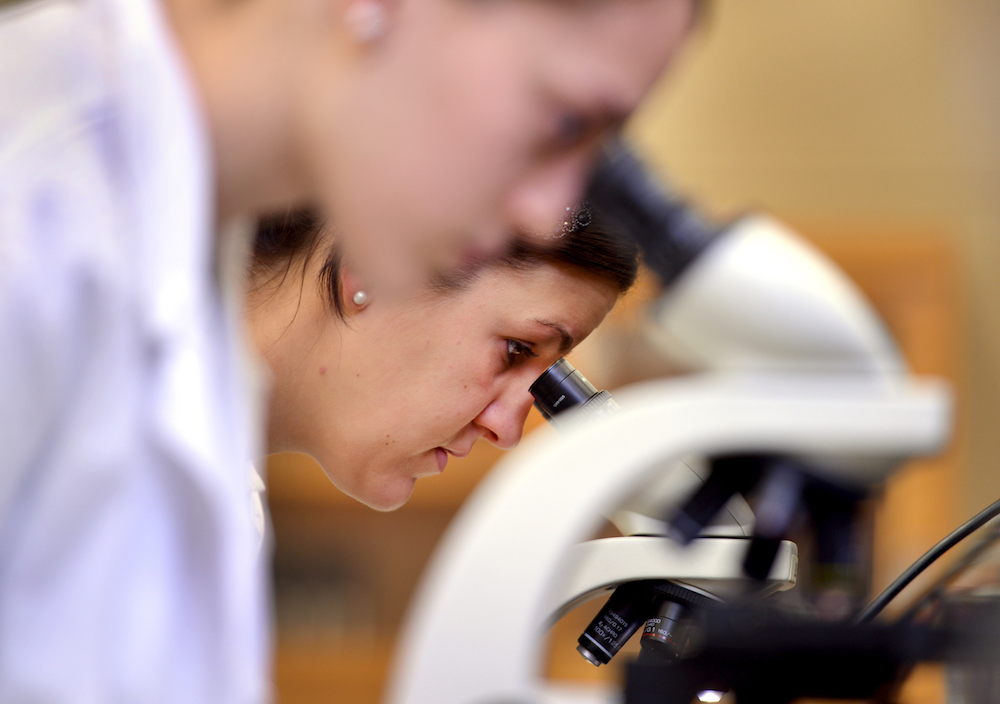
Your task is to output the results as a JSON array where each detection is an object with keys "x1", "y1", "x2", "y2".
[
  {"x1": 853, "y1": 495, "x2": 1000, "y2": 625},
  {"x1": 900, "y1": 520, "x2": 1000, "y2": 622}
]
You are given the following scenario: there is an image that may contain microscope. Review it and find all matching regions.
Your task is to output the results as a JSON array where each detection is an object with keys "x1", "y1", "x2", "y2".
[
  {"x1": 385, "y1": 142, "x2": 956, "y2": 704},
  {"x1": 529, "y1": 357, "x2": 796, "y2": 670}
]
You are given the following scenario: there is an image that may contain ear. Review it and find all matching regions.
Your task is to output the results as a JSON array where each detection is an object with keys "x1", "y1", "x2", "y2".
[
  {"x1": 340, "y1": 265, "x2": 371, "y2": 312},
  {"x1": 343, "y1": 0, "x2": 399, "y2": 44}
]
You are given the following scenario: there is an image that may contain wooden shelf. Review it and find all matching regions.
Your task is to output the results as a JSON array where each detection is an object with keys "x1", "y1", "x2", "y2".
[{"x1": 274, "y1": 635, "x2": 392, "y2": 704}]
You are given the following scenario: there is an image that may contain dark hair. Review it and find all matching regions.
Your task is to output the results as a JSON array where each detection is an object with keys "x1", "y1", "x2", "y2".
[
  {"x1": 250, "y1": 207, "x2": 639, "y2": 317},
  {"x1": 251, "y1": 207, "x2": 346, "y2": 315}
]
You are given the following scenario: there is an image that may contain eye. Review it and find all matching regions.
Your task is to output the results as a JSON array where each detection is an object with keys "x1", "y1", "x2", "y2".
[
  {"x1": 505, "y1": 339, "x2": 538, "y2": 368},
  {"x1": 558, "y1": 113, "x2": 587, "y2": 145},
  {"x1": 552, "y1": 112, "x2": 590, "y2": 151}
]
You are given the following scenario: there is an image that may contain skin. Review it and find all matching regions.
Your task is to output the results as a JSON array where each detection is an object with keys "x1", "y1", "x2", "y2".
[
  {"x1": 164, "y1": 0, "x2": 696, "y2": 295},
  {"x1": 248, "y1": 254, "x2": 618, "y2": 510}
]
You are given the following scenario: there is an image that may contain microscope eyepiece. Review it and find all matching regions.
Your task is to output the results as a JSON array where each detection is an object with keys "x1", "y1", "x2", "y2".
[
  {"x1": 529, "y1": 358, "x2": 618, "y2": 425},
  {"x1": 585, "y1": 138, "x2": 724, "y2": 288}
]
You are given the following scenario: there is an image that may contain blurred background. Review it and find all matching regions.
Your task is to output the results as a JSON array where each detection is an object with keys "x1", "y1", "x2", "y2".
[{"x1": 266, "y1": 2, "x2": 1000, "y2": 702}]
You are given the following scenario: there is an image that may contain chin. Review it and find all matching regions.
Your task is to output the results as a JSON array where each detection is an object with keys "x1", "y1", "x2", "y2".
[
  {"x1": 362, "y1": 480, "x2": 416, "y2": 512},
  {"x1": 315, "y1": 453, "x2": 420, "y2": 511},
  {"x1": 339, "y1": 474, "x2": 416, "y2": 512}
]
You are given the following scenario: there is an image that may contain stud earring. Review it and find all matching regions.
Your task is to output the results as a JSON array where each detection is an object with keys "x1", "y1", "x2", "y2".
[
  {"x1": 345, "y1": 1, "x2": 387, "y2": 43},
  {"x1": 352, "y1": 290, "x2": 369, "y2": 307}
]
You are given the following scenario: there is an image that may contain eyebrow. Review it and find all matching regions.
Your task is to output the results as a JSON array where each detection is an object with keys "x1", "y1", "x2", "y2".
[{"x1": 535, "y1": 319, "x2": 574, "y2": 354}]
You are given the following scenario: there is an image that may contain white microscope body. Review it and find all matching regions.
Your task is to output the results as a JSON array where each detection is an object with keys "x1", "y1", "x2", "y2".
[
  {"x1": 385, "y1": 197, "x2": 952, "y2": 702},
  {"x1": 611, "y1": 213, "x2": 908, "y2": 542},
  {"x1": 646, "y1": 214, "x2": 903, "y2": 379}
]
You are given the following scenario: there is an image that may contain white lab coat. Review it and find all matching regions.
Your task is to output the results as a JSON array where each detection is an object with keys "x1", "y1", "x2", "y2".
[{"x1": 0, "y1": 0, "x2": 269, "y2": 701}]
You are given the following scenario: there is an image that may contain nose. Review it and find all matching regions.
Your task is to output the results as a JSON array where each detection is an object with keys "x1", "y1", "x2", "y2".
[
  {"x1": 474, "y1": 385, "x2": 537, "y2": 450},
  {"x1": 503, "y1": 152, "x2": 593, "y2": 240}
]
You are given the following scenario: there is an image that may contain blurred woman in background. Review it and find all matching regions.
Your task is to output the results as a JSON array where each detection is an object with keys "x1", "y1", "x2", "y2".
[{"x1": 169, "y1": 0, "x2": 698, "y2": 292}]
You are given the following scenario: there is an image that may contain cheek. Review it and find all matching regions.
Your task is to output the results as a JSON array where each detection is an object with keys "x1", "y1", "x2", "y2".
[
  {"x1": 414, "y1": 370, "x2": 494, "y2": 433},
  {"x1": 373, "y1": 29, "x2": 535, "y2": 222},
  {"x1": 412, "y1": 359, "x2": 500, "y2": 437},
  {"x1": 354, "y1": 349, "x2": 484, "y2": 448}
]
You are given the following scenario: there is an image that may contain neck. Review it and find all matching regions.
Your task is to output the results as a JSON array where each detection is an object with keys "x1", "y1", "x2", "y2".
[
  {"x1": 245, "y1": 270, "x2": 346, "y2": 454},
  {"x1": 162, "y1": 0, "x2": 331, "y2": 223}
]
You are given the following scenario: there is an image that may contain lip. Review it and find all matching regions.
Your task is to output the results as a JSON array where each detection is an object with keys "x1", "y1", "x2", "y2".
[
  {"x1": 434, "y1": 446, "x2": 472, "y2": 472},
  {"x1": 435, "y1": 448, "x2": 448, "y2": 472},
  {"x1": 443, "y1": 446, "x2": 471, "y2": 460}
]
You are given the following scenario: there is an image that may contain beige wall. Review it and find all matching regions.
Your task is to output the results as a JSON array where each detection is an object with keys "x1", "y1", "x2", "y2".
[{"x1": 628, "y1": 0, "x2": 1000, "y2": 517}]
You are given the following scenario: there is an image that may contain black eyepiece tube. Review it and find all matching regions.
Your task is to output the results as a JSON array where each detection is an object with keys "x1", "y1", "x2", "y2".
[
  {"x1": 585, "y1": 138, "x2": 724, "y2": 287},
  {"x1": 529, "y1": 358, "x2": 618, "y2": 426},
  {"x1": 529, "y1": 359, "x2": 596, "y2": 419}
]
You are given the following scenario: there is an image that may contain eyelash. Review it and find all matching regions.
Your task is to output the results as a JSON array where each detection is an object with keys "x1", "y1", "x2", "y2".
[{"x1": 506, "y1": 339, "x2": 538, "y2": 368}]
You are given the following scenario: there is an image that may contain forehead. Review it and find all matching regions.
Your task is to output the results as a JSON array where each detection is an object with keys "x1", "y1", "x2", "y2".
[{"x1": 457, "y1": 263, "x2": 618, "y2": 340}]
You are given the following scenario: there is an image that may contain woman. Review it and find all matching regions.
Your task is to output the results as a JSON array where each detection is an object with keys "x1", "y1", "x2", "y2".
[{"x1": 247, "y1": 208, "x2": 638, "y2": 510}]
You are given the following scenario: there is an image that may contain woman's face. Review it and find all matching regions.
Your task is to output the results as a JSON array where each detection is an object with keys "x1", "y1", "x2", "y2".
[
  {"x1": 297, "y1": 0, "x2": 696, "y2": 294},
  {"x1": 254, "y1": 257, "x2": 618, "y2": 510}
]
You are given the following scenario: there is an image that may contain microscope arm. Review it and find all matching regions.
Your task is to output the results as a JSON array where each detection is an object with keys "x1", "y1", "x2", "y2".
[
  {"x1": 385, "y1": 374, "x2": 949, "y2": 704},
  {"x1": 549, "y1": 535, "x2": 797, "y2": 622}
]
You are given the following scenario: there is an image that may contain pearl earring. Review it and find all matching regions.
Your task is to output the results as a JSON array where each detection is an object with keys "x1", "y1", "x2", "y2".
[
  {"x1": 345, "y1": 1, "x2": 386, "y2": 43},
  {"x1": 352, "y1": 290, "x2": 369, "y2": 307}
]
